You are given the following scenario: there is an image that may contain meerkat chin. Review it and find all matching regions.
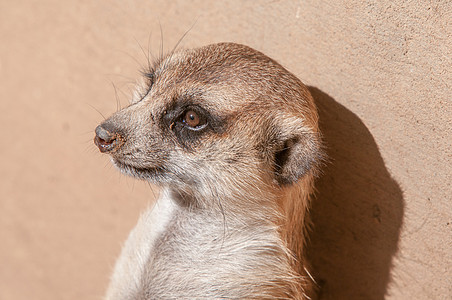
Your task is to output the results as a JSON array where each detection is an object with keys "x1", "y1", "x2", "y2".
[{"x1": 95, "y1": 42, "x2": 323, "y2": 299}]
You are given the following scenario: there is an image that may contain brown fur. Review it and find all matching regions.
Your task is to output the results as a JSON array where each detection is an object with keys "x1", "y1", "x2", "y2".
[{"x1": 95, "y1": 43, "x2": 323, "y2": 299}]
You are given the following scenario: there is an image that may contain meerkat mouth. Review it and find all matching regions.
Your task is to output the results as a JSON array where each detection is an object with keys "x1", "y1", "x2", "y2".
[{"x1": 112, "y1": 158, "x2": 162, "y2": 180}]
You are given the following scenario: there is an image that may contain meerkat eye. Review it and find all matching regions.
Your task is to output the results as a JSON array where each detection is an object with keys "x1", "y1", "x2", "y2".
[
  {"x1": 184, "y1": 110, "x2": 200, "y2": 127},
  {"x1": 181, "y1": 109, "x2": 207, "y2": 129}
]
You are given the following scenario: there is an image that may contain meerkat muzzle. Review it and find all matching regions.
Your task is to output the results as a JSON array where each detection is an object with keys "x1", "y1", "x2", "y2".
[{"x1": 94, "y1": 125, "x2": 120, "y2": 153}]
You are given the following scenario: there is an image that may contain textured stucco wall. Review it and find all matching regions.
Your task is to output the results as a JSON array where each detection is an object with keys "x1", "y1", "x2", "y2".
[{"x1": 0, "y1": 1, "x2": 450, "y2": 299}]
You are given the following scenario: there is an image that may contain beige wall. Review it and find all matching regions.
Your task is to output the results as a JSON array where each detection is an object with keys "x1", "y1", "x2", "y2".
[{"x1": 0, "y1": 1, "x2": 450, "y2": 299}]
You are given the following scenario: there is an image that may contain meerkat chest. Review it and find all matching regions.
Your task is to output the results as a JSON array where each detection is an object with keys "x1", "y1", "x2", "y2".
[
  {"x1": 107, "y1": 191, "x2": 293, "y2": 299},
  {"x1": 135, "y1": 211, "x2": 292, "y2": 298},
  {"x1": 105, "y1": 188, "x2": 178, "y2": 300}
]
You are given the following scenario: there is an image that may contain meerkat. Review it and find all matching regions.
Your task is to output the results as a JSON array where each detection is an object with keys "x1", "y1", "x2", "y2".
[{"x1": 94, "y1": 42, "x2": 323, "y2": 299}]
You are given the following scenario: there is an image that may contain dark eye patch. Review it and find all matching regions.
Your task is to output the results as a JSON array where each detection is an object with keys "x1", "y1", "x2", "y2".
[
  {"x1": 161, "y1": 98, "x2": 227, "y2": 149},
  {"x1": 165, "y1": 105, "x2": 210, "y2": 147}
]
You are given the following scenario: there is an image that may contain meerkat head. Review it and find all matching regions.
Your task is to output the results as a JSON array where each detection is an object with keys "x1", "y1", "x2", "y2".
[{"x1": 94, "y1": 43, "x2": 322, "y2": 206}]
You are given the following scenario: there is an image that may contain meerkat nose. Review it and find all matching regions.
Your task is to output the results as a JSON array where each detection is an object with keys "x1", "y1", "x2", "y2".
[{"x1": 94, "y1": 125, "x2": 118, "y2": 153}]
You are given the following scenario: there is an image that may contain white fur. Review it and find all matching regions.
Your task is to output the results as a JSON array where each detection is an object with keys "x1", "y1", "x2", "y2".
[{"x1": 105, "y1": 188, "x2": 177, "y2": 300}]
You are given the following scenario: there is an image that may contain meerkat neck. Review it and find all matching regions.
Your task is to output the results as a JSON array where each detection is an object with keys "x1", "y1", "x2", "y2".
[{"x1": 168, "y1": 182, "x2": 280, "y2": 217}]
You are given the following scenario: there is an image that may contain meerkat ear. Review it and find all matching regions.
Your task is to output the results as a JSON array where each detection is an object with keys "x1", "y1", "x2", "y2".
[{"x1": 274, "y1": 130, "x2": 322, "y2": 185}]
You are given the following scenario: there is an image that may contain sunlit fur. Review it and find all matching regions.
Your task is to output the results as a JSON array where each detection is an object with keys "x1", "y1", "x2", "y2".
[{"x1": 96, "y1": 43, "x2": 324, "y2": 299}]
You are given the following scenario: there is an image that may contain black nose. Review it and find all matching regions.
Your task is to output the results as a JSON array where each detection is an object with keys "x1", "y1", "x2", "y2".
[{"x1": 94, "y1": 125, "x2": 119, "y2": 153}]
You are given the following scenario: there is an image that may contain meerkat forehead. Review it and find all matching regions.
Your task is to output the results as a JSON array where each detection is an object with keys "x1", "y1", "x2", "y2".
[
  {"x1": 154, "y1": 43, "x2": 275, "y2": 89},
  {"x1": 146, "y1": 43, "x2": 315, "y2": 124}
]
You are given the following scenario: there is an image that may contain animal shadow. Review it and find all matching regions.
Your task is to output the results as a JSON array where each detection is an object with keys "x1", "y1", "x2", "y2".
[{"x1": 307, "y1": 87, "x2": 404, "y2": 300}]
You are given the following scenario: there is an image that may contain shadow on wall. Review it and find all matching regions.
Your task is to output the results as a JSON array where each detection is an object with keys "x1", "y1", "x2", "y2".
[{"x1": 307, "y1": 87, "x2": 405, "y2": 300}]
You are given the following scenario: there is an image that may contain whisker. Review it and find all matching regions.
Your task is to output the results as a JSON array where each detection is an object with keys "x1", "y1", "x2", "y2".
[
  {"x1": 111, "y1": 82, "x2": 121, "y2": 112},
  {"x1": 86, "y1": 102, "x2": 106, "y2": 120}
]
